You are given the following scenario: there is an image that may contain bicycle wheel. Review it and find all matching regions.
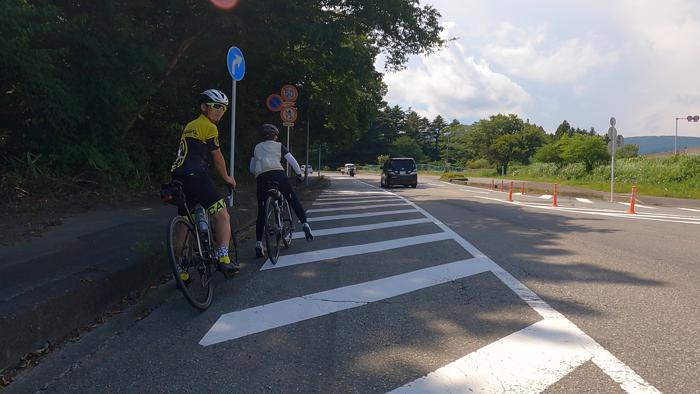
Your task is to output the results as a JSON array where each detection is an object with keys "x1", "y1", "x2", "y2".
[
  {"x1": 167, "y1": 216, "x2": 213, "y2": 310},
  {"x1": 280, "y1": 199, "x2": 293, "y2": 249},
  {"x1": 264, "y1": 196, "x2": 281, "y2": 265}
]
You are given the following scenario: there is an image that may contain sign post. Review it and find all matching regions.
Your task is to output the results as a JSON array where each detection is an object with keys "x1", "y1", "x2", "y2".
[
  {"x1": 280, "y1": 106, "x2": 298, "y2": 176},
  {"x1": 608, "y1": 117, "x2": 617, "y2": 202},
  {"x1": 279, "y1": 85, "x2": 298, "y2": 176},
  {"x1": 226, "y1": 47, "x2": 245, "y2": 178}
]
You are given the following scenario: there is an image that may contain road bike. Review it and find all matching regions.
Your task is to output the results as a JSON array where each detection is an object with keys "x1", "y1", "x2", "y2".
[
  {"x1": 161, "y1": 182, "x2": 239, "y2": 310},
  {"x1": 263, "y1": 181, "x2": 294, "y2": 265}
]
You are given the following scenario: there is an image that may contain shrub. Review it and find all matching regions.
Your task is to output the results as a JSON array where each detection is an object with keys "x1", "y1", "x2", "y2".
[{"x1": 467, "y1": 158, "x2": 490, "y2": 169}]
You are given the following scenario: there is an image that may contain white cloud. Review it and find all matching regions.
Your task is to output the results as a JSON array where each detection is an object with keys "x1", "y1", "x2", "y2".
[
  {"x1": 383, "y1": 41, "x2": 530, "y2": 121},
  {"x1": 482, "y1": 24, "x2": 618, "y2": 83}
]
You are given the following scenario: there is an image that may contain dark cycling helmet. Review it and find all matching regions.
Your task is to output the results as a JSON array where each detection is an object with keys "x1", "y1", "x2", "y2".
[
  {"x1": 262, "y1": 123, "x2": 280, "y2": 137},
  {"x1": 199, "y1": 89, "x2": 229, "y2": 105}
]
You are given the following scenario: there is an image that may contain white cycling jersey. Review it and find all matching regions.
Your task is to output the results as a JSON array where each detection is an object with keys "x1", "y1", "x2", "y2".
[{"x1": 250, "y1": 140, "x2": 301, "y2": 177}]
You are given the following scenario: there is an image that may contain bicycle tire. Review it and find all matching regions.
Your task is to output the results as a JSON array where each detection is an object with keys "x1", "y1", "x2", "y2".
[
  {"x1": 264, "y1": 196, "x2": 281, "y2": 265},
  {"x1": 281, "y1": 199, "x2": 293, "y2": 249},
  {"x1": 167, "y1": 216, "x2": 213, "y2": 310}
]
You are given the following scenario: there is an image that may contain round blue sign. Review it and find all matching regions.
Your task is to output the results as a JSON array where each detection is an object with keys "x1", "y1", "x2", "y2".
[{"x1": 226, "y1": 47, "x2": 245, "y2": 81}]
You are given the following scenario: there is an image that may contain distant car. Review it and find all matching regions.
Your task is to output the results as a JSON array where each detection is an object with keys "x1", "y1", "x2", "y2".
[
  {"x1": 343, "y1": 163, "x2": 356, "y2": 175},
  {"x1": 301, "y1": 164, "x2": 313, "y2": 175},
  {"x1": 381, "y1": 157, "x2": 417, "y2": 188}
]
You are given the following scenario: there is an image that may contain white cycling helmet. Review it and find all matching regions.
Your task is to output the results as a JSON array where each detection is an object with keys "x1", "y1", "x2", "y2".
[{"x1": 200, "y1": 89, "x2": 229, "y2": 106}]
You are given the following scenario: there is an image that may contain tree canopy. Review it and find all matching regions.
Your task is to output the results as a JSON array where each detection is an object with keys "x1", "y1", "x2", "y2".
[{"x1": 1, "y1": 0, "x2": 444, "y2": 186}]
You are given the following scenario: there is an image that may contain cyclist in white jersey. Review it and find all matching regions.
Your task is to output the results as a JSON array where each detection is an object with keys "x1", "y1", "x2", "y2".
[{"x1": 250, "y1": 124, "x2": 313, "y2": 257}]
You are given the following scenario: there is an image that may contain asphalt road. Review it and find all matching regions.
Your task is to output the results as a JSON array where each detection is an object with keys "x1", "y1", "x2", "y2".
[{"x1": 9, "y1": 173, "x2": 699, "y2": 393}]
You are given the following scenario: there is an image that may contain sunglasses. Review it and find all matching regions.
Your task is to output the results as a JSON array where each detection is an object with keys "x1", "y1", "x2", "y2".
[{"x1": 206, "y1": 103, "x2": 227, "y2": 112}]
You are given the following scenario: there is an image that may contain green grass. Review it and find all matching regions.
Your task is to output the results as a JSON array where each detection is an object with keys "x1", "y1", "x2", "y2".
[{"x1": 439, "y1": 156, "x2": 700, "y2": 199}]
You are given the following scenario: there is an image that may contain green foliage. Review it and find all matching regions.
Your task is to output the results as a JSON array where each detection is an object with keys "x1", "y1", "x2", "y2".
[
  {"x1": 560, "y1": 134, "x2": 609, "y2": 172},
  {"x1": 534, "y1": 142, "x2": 564, "y2": 166},
  {"x1": 377, "y1": 154, "x2": 390, "y2": 166},
  {"x1": 467, "y1": 158, "x2": 490, "y2": 169},
  {"x1": 615, "y1": 144, "x2": 639, "y2": 159},
  {"x1": 1, "y1": 0, "x2": 445, "y2": 189},
  {"x1": 390, "y1": 136, "x2": 425, "y2": 160},
  {"x1": 507, "y1": 155, "x2": 700, "y2": 199}
]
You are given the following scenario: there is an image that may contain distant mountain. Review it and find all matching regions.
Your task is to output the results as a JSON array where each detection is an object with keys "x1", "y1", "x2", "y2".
[{"x1": 624, "y1": 136, "x2": 700, "y2": 155}]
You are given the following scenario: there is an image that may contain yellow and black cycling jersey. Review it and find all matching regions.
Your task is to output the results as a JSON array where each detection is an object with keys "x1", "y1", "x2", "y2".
[{"x1": 171, "y1": 114, "x2": 221, "y2": 175}]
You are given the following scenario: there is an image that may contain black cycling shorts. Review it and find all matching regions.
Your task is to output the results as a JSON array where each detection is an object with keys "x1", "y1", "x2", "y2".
[{"x1": 172, "y1": 172, "x2": 224, "y2": 216}]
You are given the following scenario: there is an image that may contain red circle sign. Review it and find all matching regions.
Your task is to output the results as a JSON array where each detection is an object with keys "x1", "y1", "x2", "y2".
[
  {"x1": 266, "y1": 94, "x2": 283, "y2": 112},
  {"x1": 280, "y1": 107, "x2": 298, "y2": 123},
  {"x1": 280, "y1": 84, "x2": 298, "y2": 102}
]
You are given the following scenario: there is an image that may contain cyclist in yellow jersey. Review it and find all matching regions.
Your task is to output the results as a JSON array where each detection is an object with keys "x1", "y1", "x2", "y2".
[{"x1": 171, "y1": 89, "x2": 238, "y2": 274}]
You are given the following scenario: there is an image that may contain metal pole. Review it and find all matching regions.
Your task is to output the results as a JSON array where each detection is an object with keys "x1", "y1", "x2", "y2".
[
  {"x1": 230, "y1": 79, "x2": 236, "y2": 177},
  {"x1": 286, "y1": 125, "x2": 291, "y2": 176},
  {"x1": 305, "y1": 112, "x2": 310, "y2": 185},
  {"x1": 610, "y1": 134, "x2": 615, "y2": 202},
  {"x1": 675, "y1": 118, "x2": 679, "y2": 155},
  {"x1": 318, "y1": 144, "x2": 321, "y2": 178}
]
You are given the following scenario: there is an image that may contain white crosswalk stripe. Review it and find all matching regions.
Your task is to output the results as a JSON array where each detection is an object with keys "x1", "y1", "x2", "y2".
[
  {"x1": 306, "y1": 202, "x2": 409, "y2": 213},
  {"x1": 291, "y1": 218, "x2": 432, "y2": 239},
  {"x1": 261, "y1": 232, "x2": 452, "y2": 270}
]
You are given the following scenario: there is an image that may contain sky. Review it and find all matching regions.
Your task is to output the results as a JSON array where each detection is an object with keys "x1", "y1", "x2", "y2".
[{"x1": 377, "y1": 0, "x2": 700, "y2": 137}]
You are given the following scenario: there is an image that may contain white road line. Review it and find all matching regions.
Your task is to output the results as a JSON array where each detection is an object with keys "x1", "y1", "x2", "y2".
[
  {"x1": 260, "y1": 232, "x2": 452, "y2": 270},
  {"x1": 307, "y1": 209, "x2": 420, "y2": 222},
  {"x1": 390, "y1": 318, "x2": 595, "y2": 394},
  {"x1": 316, "y1": 195, "x2": 396, "y2": 201},
  {"x1": 200, "y1": 257, "x2": 491, "y2": 346},
  {"x1": 312, "y1": 198, "x2": 399, "y2": 205},
  {"x1": 576, "y1": 198, "x2": 593, "y2": 204},
  {"x1": 539, "y1": 194, "x2": 553, "y2": 199},
  {"x1": 461, "y1": 188, "x2": 489, "y2": 194},
  {"x1": 425, "y1": 182, "x2": 447, "y2": 187},
  {"x1": 306, "y1": 202, "x2": 409, "y2": 213},
  {"x1": 619, "y1": 202, "x2": 657, "y2": 209},
  {"x1": 291, "y1": 218, "x2": 432, "y2": 239},
  {"x1": 473, "y1": 195, "x2": 700, "y2": 224},
  {"x1": 320, "y1": 191, "x2": 391, "y2": 196},
  {"x1": 460, "y1": 185, "x2": 493, "y2": 192},
  {"x1": 679, "y1": 207, "x2": 700, "y2": 213},
  {"x1": 359, "y1": 180, "x2": 659, "y2": 393}
]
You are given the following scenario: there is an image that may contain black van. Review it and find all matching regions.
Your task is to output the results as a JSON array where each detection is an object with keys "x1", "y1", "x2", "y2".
[{"x1": 380, "y1": 157, "x2": 417, "y2": 188}]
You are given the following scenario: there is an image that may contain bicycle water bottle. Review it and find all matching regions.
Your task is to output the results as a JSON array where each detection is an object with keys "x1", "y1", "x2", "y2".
[{"x1": 194, "y1": 206, "x2": 208, "y2": 232}]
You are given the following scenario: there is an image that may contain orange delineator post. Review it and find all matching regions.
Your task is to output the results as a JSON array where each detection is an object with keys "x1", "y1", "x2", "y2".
[
  {"x1": 628, "y1": 186, "x2": 637, "y2": 214},
  {"x1": 500, "y1": 179, "x2": 504, "y2": 192},
  {"x1": 521, "y1": 182, "x2": 525, "y2": 195},
  {"x1": 508, "y1": 181, "x2": 513, "y2": 201},
  {"x1": 552, "y1": 183, "x2": 558, "y2": 207}
]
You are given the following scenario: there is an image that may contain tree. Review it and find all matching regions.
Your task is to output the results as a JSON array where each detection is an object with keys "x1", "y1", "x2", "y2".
[
  {"x1": 534, "y1": 142, "x2": 564, "y2": 166},
  {"x1": 615, "y1": 144, "x2": 639, "y2": 159},
  {"x1": 560, "y1": 134, "x2": 609, "y2": 172},
  {"x1": 1, "y1": 0, "x2": 446, "y2": 187},
  {"x1": 390, "y1": 136, "x2": 425, "y2": 160},
  {"x1": 555, "y1": 120, "x2": 572, "y2": 139}
]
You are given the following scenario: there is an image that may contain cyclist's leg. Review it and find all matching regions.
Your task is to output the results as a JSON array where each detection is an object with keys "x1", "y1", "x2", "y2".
[
  {"x1": 191, "y1": 173, "x2": 236, "y2": 271},
  {"x1": 275, "y1": 172, "x2": 313, "y2": 241},
  {"x1": 275, "y1": 172, "x2": 307, "y2": 223}
]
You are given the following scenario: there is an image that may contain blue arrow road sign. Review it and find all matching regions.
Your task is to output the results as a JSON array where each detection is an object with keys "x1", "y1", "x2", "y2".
[{"x1": 227, "y1": 47, "x2": 245, "y2": 81}]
